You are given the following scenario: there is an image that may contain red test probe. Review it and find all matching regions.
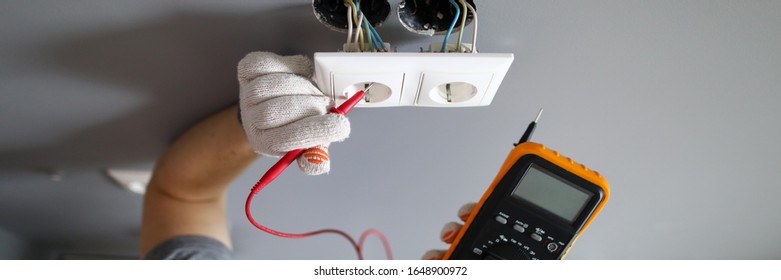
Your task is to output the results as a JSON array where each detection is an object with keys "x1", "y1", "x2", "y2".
[{"x1": 244, "y1": 86, "x2": 393, "y2": 260}]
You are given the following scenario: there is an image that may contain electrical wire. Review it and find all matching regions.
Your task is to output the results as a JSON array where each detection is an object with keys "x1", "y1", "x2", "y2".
[
  {"x1": 244, "y1": 90, "x2": 394, "y2": 260},
  {"x1": 355, "y1": 12, "x2": 364, "y2": 50},
  {"x1": 355, "y1": 1, "x2": 375, "y2": 51},
  {"x1": 346, "y1": 3, "x2": 354, "y2": 46},
  {"x1": 358, "y1": 2, "x2": 372, "y2": 51},
  {"x1": 358, "y1": 2, "x2": 385, "y2": 51},
  {"x1": 456, "y1": 0, "x2": 468, "y2": 52},
  {"x1": 346, "y1": 0, "x2": 364, "y2": 51},
  {"x1": 372, "y1": 24, "x2": 386, "y2": 50},
  {"x1": 441, "y1": 0, "x2": 461, "y2": 53},
  {"x1": 358, "y1": 1, "x2": 385, "y2": 52},
  {"x1": 346, "y1": 0, "x2": 387, "y2": 52},
  {"x1": 364, "y1": 17, "x2": 377, "y2": 51},
  {"x1": 366, "y1": 21, "x2": 386, "y2": 51},
  {"x1": 466, "y1": 2, "x2": 478, "y2": 53}
]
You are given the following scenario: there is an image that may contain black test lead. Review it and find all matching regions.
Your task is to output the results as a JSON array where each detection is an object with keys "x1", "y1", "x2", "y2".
[{"x1": 515, "y1": 108, "x2": 544, "y2": 146}]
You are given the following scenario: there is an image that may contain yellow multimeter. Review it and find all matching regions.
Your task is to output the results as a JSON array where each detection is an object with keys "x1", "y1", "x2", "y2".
[{"x1": 444, "y1": 110, "x2": 610, "y2": 260}]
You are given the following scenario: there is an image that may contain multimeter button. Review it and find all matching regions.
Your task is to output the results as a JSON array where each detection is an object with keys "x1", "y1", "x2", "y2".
[
  {"x1": 513, "y1": 224, "x2": 525, "y2": 233},
  {"x1": 495, "y1": 216, "x2": 508, "y2": 224},
  {"x1": 546, "y1": 243, "x2": 559, "y2": 252},
  {"x1": 531, "y1": 233, "x2": 543, "y2": 242},
  {"x1": 473, "y1": 248, "x2": 483, "y2": 255}
]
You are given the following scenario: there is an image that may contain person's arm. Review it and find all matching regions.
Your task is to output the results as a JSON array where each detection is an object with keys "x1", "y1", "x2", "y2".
[
  {"x1": 140, "y1": 105, "x2": 257, "y2": 257},
  {"x1": 140, "y1": 52, "x2": 350, "y2": 259}
]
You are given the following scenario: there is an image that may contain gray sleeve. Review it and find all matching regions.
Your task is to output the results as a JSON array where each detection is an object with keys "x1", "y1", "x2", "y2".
[{"x1": 144, "y1": 235, "x2": 232, "y2": 260}]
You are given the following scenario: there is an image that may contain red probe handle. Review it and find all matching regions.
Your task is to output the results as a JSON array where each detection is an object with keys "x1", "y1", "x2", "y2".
[
  {"x1": 245, "y1": 89, "x2": 393, "y2": 260},
  {"x1": 332, "y1": 90, "x2": 365, "y2": 115},
  {"x1": 249, "y1": 91, "x2": 366, "y2": 194}
]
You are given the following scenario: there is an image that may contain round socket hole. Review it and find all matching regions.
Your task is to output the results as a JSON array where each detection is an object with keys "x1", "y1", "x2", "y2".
[
  {"x1": 429, "y1": 82, "x2": 477, "y2": 104},
  {"x1": 343, "y1": 82, "x2": 392, "y2": 103},
  {"x1": 313, "y1": 0, "x2": 391, "y2": 32},
  {"x1": 398, "y1": 0, "x2": 476, "y2": 35}
]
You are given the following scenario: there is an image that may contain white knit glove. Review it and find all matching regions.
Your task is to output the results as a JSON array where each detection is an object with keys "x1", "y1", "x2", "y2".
[
  {"x1": 238, "y1": 52, "x2": 350, "y2": 175},
  {"x1": 422, "y1": 203, "x2": 477, "y2": 260}
]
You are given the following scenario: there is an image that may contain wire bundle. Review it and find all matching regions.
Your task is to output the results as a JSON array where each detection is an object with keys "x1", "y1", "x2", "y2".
[
  {"x1": 345, "y1": 0, "x2": 387, "y2": 52},
  {"x1": 441, "y1": 0, "x2": 478, "y2": 53}
]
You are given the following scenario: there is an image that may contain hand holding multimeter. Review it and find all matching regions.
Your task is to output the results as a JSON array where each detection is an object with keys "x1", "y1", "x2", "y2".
[{"x1": 430, "y1": 109, "x2": 611, "y2": 260}]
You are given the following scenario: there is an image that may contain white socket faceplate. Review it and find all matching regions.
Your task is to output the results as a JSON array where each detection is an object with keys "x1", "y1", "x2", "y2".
[{"x1": 314, "y1": 52, "x2": 514, "y2": 107}]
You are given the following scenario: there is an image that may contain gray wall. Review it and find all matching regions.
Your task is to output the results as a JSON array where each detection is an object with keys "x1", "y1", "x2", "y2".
[
  {"x1": 1, "y1": 0, "x2": 780, "y2": 259},
  {"x1": 0, "y1": 228, "x2": 29, "y2": 259}
]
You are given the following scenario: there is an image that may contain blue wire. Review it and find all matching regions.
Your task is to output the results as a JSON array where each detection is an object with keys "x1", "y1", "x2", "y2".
[
  {"x1": 367, "y1": 22, "x2": 386, "y2": 49},
  {"x1": 441, "y1": 0, "x2": 461, "y2": 53},
  {"x1": 355, "y1": 0, "x2": 386, "y2": 50},
  {"x1": 355, "y1": 1, "x2": 374, "y2": 50},
  {"x1": 364, "y1": 19, "x2": 379, "y2": 50},
  {"x1": 354, "y1": 1, "x2": 371, "y2": 50}
]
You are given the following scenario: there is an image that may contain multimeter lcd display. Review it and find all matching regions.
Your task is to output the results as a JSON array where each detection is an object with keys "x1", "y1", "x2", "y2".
[{"x1": 511, "y1": 164, "x2": 593, "y2": 223}]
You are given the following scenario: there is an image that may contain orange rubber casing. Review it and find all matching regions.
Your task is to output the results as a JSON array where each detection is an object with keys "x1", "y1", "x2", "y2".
[{"x1": 443, "y1": 142, "x2": 610, "y2": 259}]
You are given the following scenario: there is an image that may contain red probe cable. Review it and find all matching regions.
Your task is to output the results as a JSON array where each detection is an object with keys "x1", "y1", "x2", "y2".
[{"x1": 245, "y1": 89, "x2": 393, "y2": 260}]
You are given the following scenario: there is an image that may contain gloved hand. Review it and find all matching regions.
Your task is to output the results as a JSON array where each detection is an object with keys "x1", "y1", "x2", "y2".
[
  {"x1": 238, "y1": 51, "x2": 350, "y2": 175},
  {"x1": 422, "y1": 202, "x2": 477, "y2": 260}
]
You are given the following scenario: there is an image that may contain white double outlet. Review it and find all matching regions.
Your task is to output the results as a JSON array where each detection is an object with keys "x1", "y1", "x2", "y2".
[{"x1": 313, "y1": 52, "x2": 514, "y2": 107}]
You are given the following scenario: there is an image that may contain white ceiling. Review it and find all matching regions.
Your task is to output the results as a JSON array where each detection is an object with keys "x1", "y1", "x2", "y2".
[{"x1": 1, "y1": 0, "x2": 780, "y2": 259}]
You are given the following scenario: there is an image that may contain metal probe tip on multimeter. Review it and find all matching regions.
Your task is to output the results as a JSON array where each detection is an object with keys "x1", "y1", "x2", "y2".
[
  {"x1": 516, "y1": 108, "x2": 543, "y2": 146},
  {"x1": 444, "y1": 108, "x2": 611, "y2": 260}
]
